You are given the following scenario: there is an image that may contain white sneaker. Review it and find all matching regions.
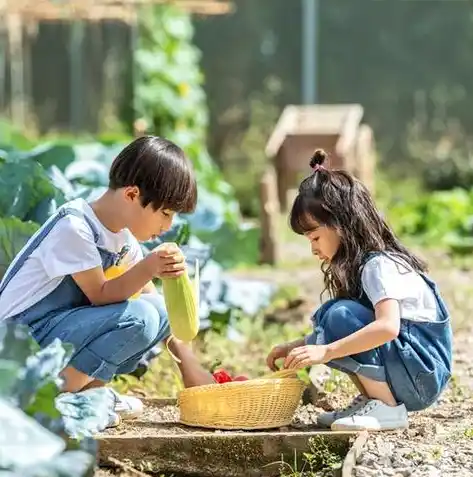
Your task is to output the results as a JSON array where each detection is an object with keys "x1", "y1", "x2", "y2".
[
  {"x1": 317, "y1": 394, "x2": 369, "y2": 428},
  {"x1": 111, "y1": 390, "x2": 144, "y2": 420},
  {"x1": 331, "y1": 399, "x2": 408, "y2": 431}
]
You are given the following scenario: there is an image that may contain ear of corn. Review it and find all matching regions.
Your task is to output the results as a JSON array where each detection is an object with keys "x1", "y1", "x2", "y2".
[
  {"x1": 104, "y1": 264, "x2": 141, "y2": 299},
  {"x1": 161, "y1": 259, "x2": 200, "y2": 342}
]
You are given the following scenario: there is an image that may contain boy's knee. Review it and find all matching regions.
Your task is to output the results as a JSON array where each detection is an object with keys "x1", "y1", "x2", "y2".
[{"x1": 125, "y1": 299, "x2": 165, "y2": 349}]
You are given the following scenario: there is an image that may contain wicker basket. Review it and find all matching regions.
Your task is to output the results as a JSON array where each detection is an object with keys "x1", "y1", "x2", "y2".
[{"x1": 178, "y1": 376, "x2": 306, "y2": 430}]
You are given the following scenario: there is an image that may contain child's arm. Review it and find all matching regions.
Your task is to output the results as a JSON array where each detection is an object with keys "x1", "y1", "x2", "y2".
[
  {"x1": 128, "y1": 239, "x2": 159, "y2": 295},
  {"x1": 324, "y1": 255, "x2": 408, "y2": 360},
  {"x1": 72, "y1": 244, "x2": 184, "y2": 305},
  {"x1": 142, "y1": 280, "x2": 158, "y2": 295},
  {"x1": 285, "y1": 255, "x2": 409, "y2": 369},
  {"x1": 324, "y1": 299, "x2": 400, "y2": 360},
  {"x1": 284, "y1": 300, "x2": 400, "y2": 369}
]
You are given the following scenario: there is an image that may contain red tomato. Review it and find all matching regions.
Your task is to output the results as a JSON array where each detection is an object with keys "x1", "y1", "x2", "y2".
[
  {"x1": 212, "y1": 369, "x2": 233, "y2": 384},
  {"x1": 233, "y1": 375, "x2": 249, "y2": 381}
]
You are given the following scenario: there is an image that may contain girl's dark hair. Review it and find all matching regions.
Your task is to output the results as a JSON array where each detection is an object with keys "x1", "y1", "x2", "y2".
[
  {"x1": 290, "y1": 148, "x2": 427, "y2": 299},
  {"x1": 109, "y1": 136, "x2": 197, "y2": 213}
]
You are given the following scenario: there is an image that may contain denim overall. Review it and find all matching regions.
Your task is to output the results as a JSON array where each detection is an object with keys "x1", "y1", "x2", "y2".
[
  {"x1": 306, "y1": 252, "x2": 453, "y2": 412},
  {"x1": 0, "y1": 207, "x2": 170, "y2": 382}
]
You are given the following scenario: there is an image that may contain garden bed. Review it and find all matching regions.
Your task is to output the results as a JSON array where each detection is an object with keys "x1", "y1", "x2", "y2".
[{"x1": 97, "y1": 399, "x2": 368, "y2": 477}]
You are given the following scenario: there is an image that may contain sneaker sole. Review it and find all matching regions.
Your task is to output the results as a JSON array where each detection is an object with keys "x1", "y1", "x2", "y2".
[
  {"x1": 331, "y1": 421, "x2": 409, "y2": 431},
  {"x1": 117, "y1": 410, "x2": 143, "y2": 420}
]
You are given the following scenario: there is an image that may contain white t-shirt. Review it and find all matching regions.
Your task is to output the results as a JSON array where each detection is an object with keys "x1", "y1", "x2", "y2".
[
  {"x1": 0, "y1": 198, "x2": 143, "y2": 321},
  {"x1": 361, "y1": 253, "x2": 439, "y2": 322}
]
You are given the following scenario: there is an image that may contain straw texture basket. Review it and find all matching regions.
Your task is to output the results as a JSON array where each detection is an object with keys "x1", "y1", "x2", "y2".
[{"x1": 178, "y1": 376, "x2": 306, "y2": 430}]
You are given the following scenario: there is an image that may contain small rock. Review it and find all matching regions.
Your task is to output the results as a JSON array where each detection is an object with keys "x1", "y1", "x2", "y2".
[
  {"x1": 392, "y1": 456, "x2": 412, "y2": 468},
  {"x1": 358, "y1": 452, "x2": 379, "y2": 467},
  {"x1": 355, "y1": 465, "x2": 379, "y2": 477},
  {"x1": 416, "y1": 464, "x2": 441, "y2": 477}
]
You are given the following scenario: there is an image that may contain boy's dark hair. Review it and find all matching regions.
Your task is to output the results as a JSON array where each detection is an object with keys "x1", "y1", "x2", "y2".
[
  {"x1": 109, "y1": 136, "x2": 197, "y2": 213},
  {"x1": 290, "y1": 148, "x2": 427, "y2": 300}
]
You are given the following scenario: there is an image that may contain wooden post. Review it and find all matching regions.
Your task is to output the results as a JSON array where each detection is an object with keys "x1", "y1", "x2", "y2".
[
  {"x1": 69, "y1": 20, "x2": 85, "y2": 131},
  {"x1": 7, "y1": 13, "x2": 25, "y2": 127},
  {"x1": 0, "y1": 23, "x2": 6, "y2": 112},
  {"x1": 355, "y1": 124, "x2": 376, "y2": 194},
  {"x1": 259, "y1": 166, "x2": 280, "y2": 265}
]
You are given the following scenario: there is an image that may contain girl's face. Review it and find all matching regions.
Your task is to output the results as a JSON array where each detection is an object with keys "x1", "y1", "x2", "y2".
[{"x1": 303, "y1": 219, "x2": 341, "y2": 262}]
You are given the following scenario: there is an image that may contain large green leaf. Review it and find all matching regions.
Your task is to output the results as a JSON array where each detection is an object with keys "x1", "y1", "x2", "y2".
[
  {"x1": 0, "y1": 120, "x2": 35, "y2": 151},
  {"x1": 0, "y1": 217, "x2": 39, "y2": 279},
  {"x1": 0, "y1": 324, "x2": 99, "y2": 477},
  {"x1": 23, "y1": 143, "x2": 76, "y2": 172},
  {"x1": 0, "y1": 398, "x2": 66, "y2": 469},
  {"x1": 0, "y1": 156, "x2": 61, "y2": 220}
]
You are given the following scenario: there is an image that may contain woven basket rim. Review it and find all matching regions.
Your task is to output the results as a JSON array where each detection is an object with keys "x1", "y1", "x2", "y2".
[{"x1": 178, "y1": 377, "x2": 303, "y2": 394}]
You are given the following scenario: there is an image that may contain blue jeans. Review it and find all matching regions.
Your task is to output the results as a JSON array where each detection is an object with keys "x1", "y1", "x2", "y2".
[
  {"x1": 16, "y1": 292, "x2": 171, "y2": 382},
  {"x1": 306, "y1": 299, "x2": 452, "y2": 412}
]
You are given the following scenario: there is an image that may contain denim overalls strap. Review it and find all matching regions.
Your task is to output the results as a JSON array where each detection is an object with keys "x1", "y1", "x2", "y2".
[
  {"x1": 357, "y1": 252, "x2": 449, "y2": 315},
  {"x1": 0, "y1": 207, "x2": 117, "y2": 296}
]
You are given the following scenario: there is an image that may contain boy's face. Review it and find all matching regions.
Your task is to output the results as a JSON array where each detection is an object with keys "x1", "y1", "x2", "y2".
[{"x1": 123, "y1": 187, "x2": 175, "y2": 242}]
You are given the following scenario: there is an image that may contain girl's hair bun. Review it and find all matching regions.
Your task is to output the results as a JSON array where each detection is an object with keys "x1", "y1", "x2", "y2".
[{"x1": 309, "y1": 148, "x2": 328, "y2": 169}]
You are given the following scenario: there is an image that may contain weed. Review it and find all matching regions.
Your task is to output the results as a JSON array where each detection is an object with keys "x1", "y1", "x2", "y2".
[
  {"x1": 431, "y1": 447, "x2": 443, "y2": 460},
  {"x1": 278, "y1": 435, "x2": 345, "y2": 477}
]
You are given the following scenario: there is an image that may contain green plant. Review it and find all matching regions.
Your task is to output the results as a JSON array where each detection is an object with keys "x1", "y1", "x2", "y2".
[
  {"x1": 278, "y1": 435, "x2": 345, "y2": 477},
  {"x1": 323, "y1": 369, "x2": 356, "y2": 395},
  {"x1": 0, "y1": 324, "x2": 97, "y2": 476},
  {"x1": 135, "y1": 4, "x2": 239, "y2": 223},
  {"x1": 386, "y1": 187, "x2": 473, "y2": 256},
  {"x1": 464, "y1": 428, "x2": 473, "y2": 439}
]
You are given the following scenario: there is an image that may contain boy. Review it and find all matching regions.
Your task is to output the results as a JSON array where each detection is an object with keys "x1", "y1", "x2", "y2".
[{"x1": 0, "y1": 136, "x2": 214, "y2": 420}]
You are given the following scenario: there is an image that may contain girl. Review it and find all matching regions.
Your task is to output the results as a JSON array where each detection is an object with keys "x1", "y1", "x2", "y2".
[{"x1": 266, "y1": 149, "x2": 453, "y2": 431}]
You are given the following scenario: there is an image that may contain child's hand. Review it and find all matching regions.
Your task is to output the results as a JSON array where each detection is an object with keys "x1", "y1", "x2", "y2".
[
  {"x1": 149, "y1": 242, "x2": 186, "y2": 279},
  {"x1": 266, "y1": 343, "x2": 291, "y2": 371},
  {"x1": 266, "y1": 338, "x2": 306, "y2": 371},
  {"x1": 283, "y1": 344, "x2": 330, "y2": 370}
]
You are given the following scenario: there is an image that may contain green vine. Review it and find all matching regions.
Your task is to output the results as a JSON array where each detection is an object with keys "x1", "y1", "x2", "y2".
[{"x1": 134, "y1": 5, "x2": 238, "y2": 221}]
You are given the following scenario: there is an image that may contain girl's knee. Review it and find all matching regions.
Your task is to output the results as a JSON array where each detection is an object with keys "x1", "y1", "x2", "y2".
[{"x1": 324, "y1": 300, "x2": 374, "y2": 341}]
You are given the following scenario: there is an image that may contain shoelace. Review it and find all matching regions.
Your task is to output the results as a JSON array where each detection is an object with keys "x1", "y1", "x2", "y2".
[
  {"x1": 333, "y1": 395, "x2": 366, "y2": 417},
  {"x1": 351, "y1": 399, "x2": 379, "y2": 416}
]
